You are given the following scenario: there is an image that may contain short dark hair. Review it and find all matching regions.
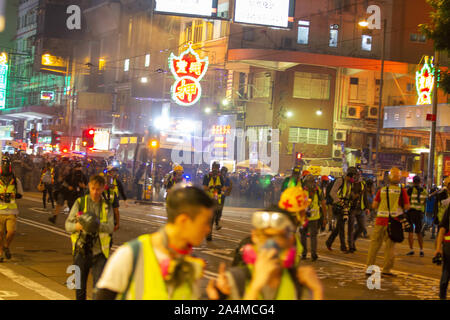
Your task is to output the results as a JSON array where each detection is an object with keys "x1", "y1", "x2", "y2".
[
  {"x1": 90, "y1": 175, "x2": 106, "y2": 186},
  {"x1": 166, "y1": 187, "x2": 214, "y2": 223}
]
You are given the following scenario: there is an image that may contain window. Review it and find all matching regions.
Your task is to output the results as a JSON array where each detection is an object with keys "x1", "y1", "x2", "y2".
[
  {"x1": 410, "y1": 33, "x2": 426, "y2": 43},
  {"x1": 124, "y1": 59, "x2": 129, "y2": 72},
  {"x1": 297, "y1": 21, "x2": 310, "y2": 45},
  {"x1": 403, "y1": 137, "x2": 420, "y2": 146},
  {"x1": 289, "y1": 127, "x2": 329, "y2": 145},
  {"x1": 362, "y1": 35, "x2": 372, "y2": 51},
  {"x1": 145, "y1": 54, "x2": 150, "y2": 67},
  {"x1": 293, "y1": 72, "x2": 330, "y2": 100},
  {"x1": 185, "y1": 22, "x2": 193, "y2": 42},
  {"x1": 446, "y1": 139, "x2": 450, "y2": 151},
  {"x1": 252, "y1": 73, "x2": 271, "y2": 98},
  {"x1": 206, "y1": 22, "x2": 214, "y2": 41},
  {"x1": 127, "y1": 18, "x2": 133, "y2": 48},
  {"x1": 349, "y1": 77, "x2": 368, "y2": 102},
  {"x1": 329, "y1": 24, "x2": 339, "y2": 47},
  {"x1": 246, "y1": 126, "x2": 271, "y2": 143},
  {"x1": 193, "y1": 21, "x2": 203, "y2": 43}
]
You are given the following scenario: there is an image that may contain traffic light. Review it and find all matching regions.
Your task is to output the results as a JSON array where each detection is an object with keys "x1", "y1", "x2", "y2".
[
  {"x1": 51, "y1": 131, "x2": 61, "y2": 145},
  {"x1": 149, "y1": 139, "x2": 159, "y2": 149},
  {"x1": 295, "y1": 152, "x2": 304, "y2": 166},
  {"x1": 30, "y1": 129, "x2": 38, "y2": 144},
  {"x1": 82, "y1": 128, "x2": 95, "y2": 148}
]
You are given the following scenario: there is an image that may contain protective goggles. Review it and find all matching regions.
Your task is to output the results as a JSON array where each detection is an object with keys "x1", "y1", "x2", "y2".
[{"x1": 252, "y1": 211, "x2": 295, "y2": 232}]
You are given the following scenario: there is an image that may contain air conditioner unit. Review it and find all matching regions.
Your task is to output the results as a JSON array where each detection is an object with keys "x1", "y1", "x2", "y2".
[
  {"x1": 333, "y1": 144, "x2": 343, "y2": 159},
  {"x1": 346, "y1": 106, "x2": 361, "y2": 119},
  {"x1": 367, "y1": 106, "x2": 378, "y2": 119},
  {"x1": 334, "y1": 130, "x2": 347, "y2": 142}
]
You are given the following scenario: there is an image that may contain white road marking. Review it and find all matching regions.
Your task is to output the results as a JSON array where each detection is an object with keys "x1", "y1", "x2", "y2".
[{"x1": 0, "y1": 265, "x2": 70, "y2": 300}]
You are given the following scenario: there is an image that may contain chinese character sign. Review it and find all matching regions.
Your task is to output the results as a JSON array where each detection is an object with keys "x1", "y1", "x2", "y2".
[
  {"x1": 169, "y1": 43, "x2": 208, "y2": 106},
  {"x1": 416, "y1": 56, "x2": 435, "y2": 105},
  {"x1": 0, "y1": 52, "x2": 8, "y2": 110}
]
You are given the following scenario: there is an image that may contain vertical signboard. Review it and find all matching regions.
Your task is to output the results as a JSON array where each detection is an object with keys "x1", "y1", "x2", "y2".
[{"x1": 0, "y1": 52, "x2": 8, "y2": 110}]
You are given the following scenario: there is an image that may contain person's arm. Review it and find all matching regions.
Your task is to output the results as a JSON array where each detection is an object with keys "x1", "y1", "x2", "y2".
[
  {"x1": 65, "y1": 200, "x2": 80, "y2": 233},
  {"x1": 117, "y1": 180, "x2": 127, "y2": 201},
  {"x1": 15, "y1": 178, "x2": 24, "y2": 199},
  {"x1": 372, "y1": 189, "x2": 381, "y2": 210},
  {"x1": 297, "y1": 266, "x2": 323, "y2": 300},
  {"x1": 330, "y1": 178, "x2": 343, "y2": 204},
  {"x1": 435, "y1": 211, "x2": 450, "y2": 256},
  {"x1": 401, "y1": 189, "x2": 411, "y2": 211},
  {"x1": 100, "y1": 206, "x2": 115, "y2": 234}
]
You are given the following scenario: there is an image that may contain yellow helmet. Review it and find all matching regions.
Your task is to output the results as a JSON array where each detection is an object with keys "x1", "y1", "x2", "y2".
[
  {"x1": 389, "y1": 167, "x2": 401, "y2": 182},
  {"x1": 444, "y1": 176, "x2": 450, "y2": 187},
  {"x1": 173, "y1": 164, "x2": 183, "y2": 172},
  {"x1": 279, "y1": 186, "x2": 311, "y2": 217}
]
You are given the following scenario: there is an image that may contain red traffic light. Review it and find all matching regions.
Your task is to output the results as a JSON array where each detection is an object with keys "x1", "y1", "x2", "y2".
[{"x1": 296, "y1": 152, "x2": 303, "y2": 160}]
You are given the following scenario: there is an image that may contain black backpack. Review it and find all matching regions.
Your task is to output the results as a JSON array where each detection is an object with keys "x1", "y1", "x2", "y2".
[{"x1": 326, "y1": 178, "x2": 344, "y2": 205}]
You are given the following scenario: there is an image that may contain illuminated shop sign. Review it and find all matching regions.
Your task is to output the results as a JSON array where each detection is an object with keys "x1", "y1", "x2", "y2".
[
  {"x1": 234, "y1": 0, "x2": 295, "y2": 28},
  {"x1": 416, "y1": 56, "x2": 435, "y2": 105},
  {"x1": 155, "y1": 0, "x2": 217, "y2": 18},
  {"x1": 169, "y1": 43, "x2": 209, "y2": 106},
  {"x1": 40, "y1": 91, "x2": 55, "y2": 101},
  {"x1": 0, "y1": 52, "x2": 8, "y2": 110}
]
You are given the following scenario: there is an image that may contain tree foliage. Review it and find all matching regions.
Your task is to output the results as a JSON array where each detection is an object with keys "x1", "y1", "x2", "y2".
[{"x1": 419, "y1": 0, "x2": 450, "y2": 94}]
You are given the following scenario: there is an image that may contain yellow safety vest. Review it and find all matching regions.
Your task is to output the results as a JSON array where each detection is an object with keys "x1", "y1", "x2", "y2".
[
  {"x1": 207, "y1": 175, "x2": 223, "y2": 204},
  {"x1": 245, "y1": 265, "x2": 298, "y2": 300},
  {"x1": 0, "y1": 178, "x2": 18, "y2": 210},
  {"x1": 118, "y1": 234, "x2": 194, "y2": 300},
  {"x1": 70, "y1": 196, "x2": 111, "y2": 258},
  {"x1": 409, "y1": 187, "x2": 427, "y2": 211},
  {"x1": 438, "y1": 193, "x2": 449, "y2": 224},
  {"x1": 308, "y1": 189, "x2": 321, "y2": 221},
  {"x1": 338, "y1": 179, "x2": 352, "y2": 200},
  {"x1": 377, "y1": 185, "x2": 403, "y2": 218}
]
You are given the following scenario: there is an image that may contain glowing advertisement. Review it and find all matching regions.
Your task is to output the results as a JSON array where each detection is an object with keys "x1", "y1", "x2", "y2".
[
  {"x1": 0, "y1": 52, "x2": 8, "y2": 110},
  {"x1": 416, "y1": 56, "x2": 435, "y2": 105},
  {"x1": 94, "y1": 131, "x2": 110, "y2": 151},
  {"x1": 169, "y1": 43, "x2": 208, "y2": 106},
  {"x1": 234, "y1": 0, "x2": 294, "y2": 28},
  {"x1": 155, "y1": 0, "x2": 216, "y2": 18}
]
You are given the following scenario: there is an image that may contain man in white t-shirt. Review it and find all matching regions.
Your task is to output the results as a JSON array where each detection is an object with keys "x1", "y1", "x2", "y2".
[{"x1": 94, "y1": 186, "x2": 214, "y2": 300}]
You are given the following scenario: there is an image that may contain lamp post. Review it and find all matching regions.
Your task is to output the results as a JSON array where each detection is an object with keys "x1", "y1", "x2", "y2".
[{"x1": 427, "y1": 50, "x2": 439, "y2": 189}]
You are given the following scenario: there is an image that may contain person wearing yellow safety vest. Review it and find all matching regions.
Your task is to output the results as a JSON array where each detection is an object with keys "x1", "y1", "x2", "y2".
[
  {"x1": 40, "y1": 162, "x2": 55, "y2": 211},
  {"x1": 348, "y1": 169, "x2": 370, "y2": 253},
  {"x1": 405, "y1": 175, "x2": 428, "y2": 257},
  {"x1": 94, "y1": 187, "x2": 214, "y2": 300},
  {"x1": 0, "y1": 156, "x2": 23, "y2": 263},
  {"x1": 365, "y1": 167, "x2": 410, "y2": 277},
  {"x1": 203, "y1": 162, "x2": 227, "y2": 241},
  {"x1": 206, "y1": 207, "x2": 323, "y2": 300},
  {"x1": 326, "y1": 167, "x2": 357, "y2": 252},
  {"x1": 103, "y1": 166, "x2": 127, "y2": 232},
  {"x1": 300, "y1": 175, "x2": 327, "y2": 261},
  {"x1": 434, "y1": 177, "x2": 450, "y2": 227},
  {"x1": 433, "y1": 196, "x2": 450, "y2": 300},
  {"x1": 65, "y1": 175, "x2": 114, "y2": 300},
  {"x1": 165, "y1": 164, "x2": 186, "y2": 193}
]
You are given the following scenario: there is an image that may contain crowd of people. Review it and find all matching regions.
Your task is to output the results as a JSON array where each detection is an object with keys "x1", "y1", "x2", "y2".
[{"x1": 0, "y1": 151, "x2": 450, "y2": 300}]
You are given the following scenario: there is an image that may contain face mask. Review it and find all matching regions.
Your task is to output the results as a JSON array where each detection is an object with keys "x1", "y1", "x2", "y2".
[{"x1": 242, "y1": 242, "x2": 296, "y2": 269}]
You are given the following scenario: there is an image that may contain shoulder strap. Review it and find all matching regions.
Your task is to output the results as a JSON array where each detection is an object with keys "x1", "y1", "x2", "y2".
[
  {"x1": 78, "y1": 195, "x2": 86, "y2": 213},
  {"x1": 121, "y1": 239, "x2": 142, "y2": 300},
  {"x1": 386, "y1": 187, "x2": 391, "y2": 216}
]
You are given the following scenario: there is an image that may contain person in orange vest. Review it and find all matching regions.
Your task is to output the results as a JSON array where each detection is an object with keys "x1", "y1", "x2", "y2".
[{"x1": 434, "y1": 200, "x2": 450, "y2": 299}]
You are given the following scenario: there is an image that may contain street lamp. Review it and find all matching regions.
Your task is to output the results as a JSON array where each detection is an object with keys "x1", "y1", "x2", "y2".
[
  {"x1": 286, "y1": 111, "x2": 293, "y2": 118},
  {"x1": 222, "y1": 99, "x2": 230, "y2": 107},
  {"x1": 316, "y1": 109, "x2": 323, "y2": 116},
  {"x1": 359, "y1": 18, "x2": 387, "y2": 171},
  {"x1": 204, "y1": 107, "x2": 212, "y2": 114}
]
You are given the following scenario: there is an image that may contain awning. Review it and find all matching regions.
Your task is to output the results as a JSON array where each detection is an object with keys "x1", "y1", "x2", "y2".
[{"x1": 0, "y1": 105, "x2": 62, "y2": 121}]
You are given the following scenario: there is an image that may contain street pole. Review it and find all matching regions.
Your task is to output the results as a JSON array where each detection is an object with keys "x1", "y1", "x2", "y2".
[
  {"x1": 375, "y1": 19, "x2": 386, "y2": 175},
  {"x1": 427, "y1": 50, "x2": 440, "y2": 190}
]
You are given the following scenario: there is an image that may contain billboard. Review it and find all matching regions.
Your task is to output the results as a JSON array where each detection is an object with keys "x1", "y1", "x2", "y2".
[
  {"x1": 234, "y1": 0, "x2": 295, "y2": 28},
  {"x1": 155, "y1": 0, "x2": 218, "y2": 18}
]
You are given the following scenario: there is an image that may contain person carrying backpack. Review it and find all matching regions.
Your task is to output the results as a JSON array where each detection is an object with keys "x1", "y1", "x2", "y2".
[
  {"x1": 365, "y1": 167, "x2": 410, "y2": 277},
  {"x1": 94, "y1": 187, "x2": 214, "y2": 300},
  {"x1": 405, "y1": 176, "x2": 428, "y2": 257}
]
